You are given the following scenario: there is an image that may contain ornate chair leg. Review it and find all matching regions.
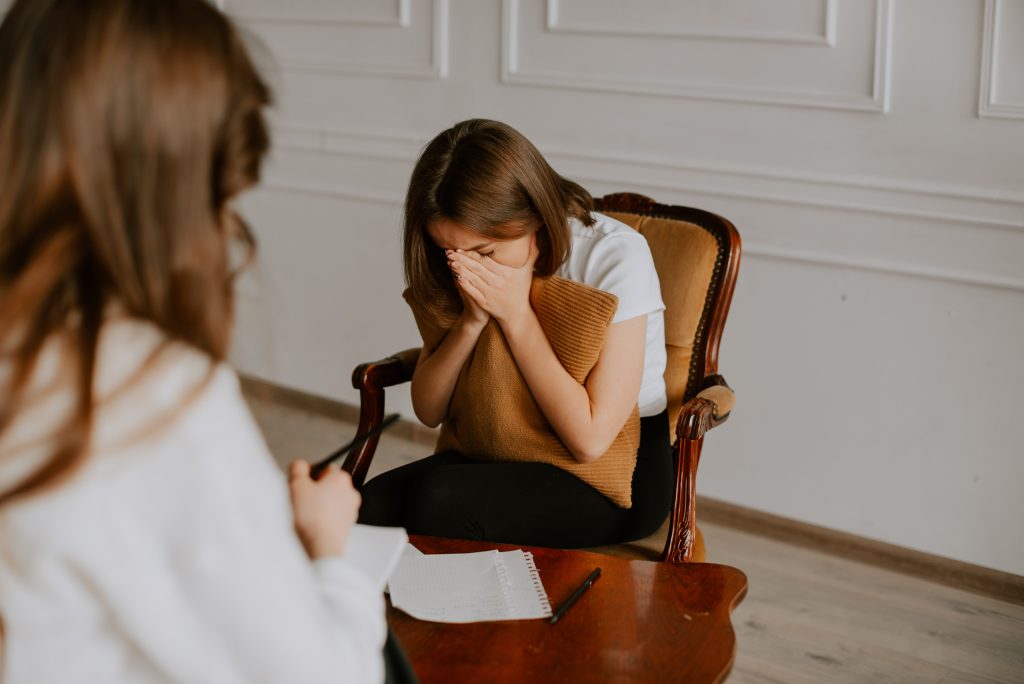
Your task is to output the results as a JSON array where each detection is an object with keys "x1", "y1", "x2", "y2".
[{"x1": 661, "y1": 437, "x2": 703, "y2": 563}]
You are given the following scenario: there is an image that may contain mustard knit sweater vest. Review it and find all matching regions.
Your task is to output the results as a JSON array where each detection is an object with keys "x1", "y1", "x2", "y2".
[{"x1": 405, "y1": 276, "x2": 640, "y2": 508}]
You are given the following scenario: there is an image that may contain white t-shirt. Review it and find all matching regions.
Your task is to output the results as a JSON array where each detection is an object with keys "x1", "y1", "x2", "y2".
[
  {"x1": 556, "y1": 212, "x2": 668, "y2": 417},
  {"x1": 0, "y1": 318, "x2": 385, "y2": 684}
]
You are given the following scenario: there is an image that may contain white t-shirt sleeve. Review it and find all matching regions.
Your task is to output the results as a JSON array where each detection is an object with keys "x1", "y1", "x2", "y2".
[
  {"x1": 588, "y1": 233, "x2": 665, "y2": 324},
  {"x1": 71, "y1": 365, "x2": 387, "y2": 684}
]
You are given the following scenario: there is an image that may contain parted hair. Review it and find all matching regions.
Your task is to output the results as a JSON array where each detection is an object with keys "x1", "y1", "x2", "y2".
[
  {"x1": 403, "y1": 119, "x2": 595, "y2": 325},
  {"x1": 0, "y1": 0, "x2": 271, "y2": 505}
]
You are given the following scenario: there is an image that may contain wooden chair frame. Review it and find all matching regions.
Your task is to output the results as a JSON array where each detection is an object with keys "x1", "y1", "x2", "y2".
[{"x1": 343, "y1": 193, "x2": 741, "y2": 563}]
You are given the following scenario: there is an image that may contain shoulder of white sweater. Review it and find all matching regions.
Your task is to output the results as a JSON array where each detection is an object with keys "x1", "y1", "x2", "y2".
[
  {"x1": 570, "y1": 211, "x2": 648, "y2": 240},
  {"x1": 0, "y1": 318, "x2": 257, "y2": 544},
  {"x1": 93, "y1": 315, "x2": 224, "y2": 402}
]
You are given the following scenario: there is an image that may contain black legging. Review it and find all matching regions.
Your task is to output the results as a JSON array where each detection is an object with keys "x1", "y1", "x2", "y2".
[{"x1": 358, "y1": 410, "x2": 672, "y2": 548}]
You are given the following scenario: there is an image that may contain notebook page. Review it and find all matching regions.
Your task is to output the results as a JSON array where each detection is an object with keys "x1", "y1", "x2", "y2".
[
  {"x1": 498, "y1": 550, "x2": 552, "y2": 619},
  {"x1": 389, "y1": 550, "x2": 514, "y2": 623},
  {"x1": 384, "y1": 543, "x2": 424, "y2": 595}
]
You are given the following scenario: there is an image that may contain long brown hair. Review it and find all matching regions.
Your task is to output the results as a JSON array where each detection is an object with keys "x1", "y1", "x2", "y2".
[
  {"x1": 403, "y1": 119, "x2": 594, "y2": 324},
  {"x1": 0, "y1": 0, "x2": 271, "y2": 505}
]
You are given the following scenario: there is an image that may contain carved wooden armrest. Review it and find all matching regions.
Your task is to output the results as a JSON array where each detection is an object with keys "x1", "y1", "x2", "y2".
[
  {"x1": 675, "y1": 375, "x2": 734, "y2": 442},
  {"x1": 344, "y1": 347, "x2": 421, "y2": 487},
  {"x1": 352, "y1": 347, "x2": 420, "y2": 392},
  {"x1": 663, "y1": 374, "x2": 735, "y2": 563}
]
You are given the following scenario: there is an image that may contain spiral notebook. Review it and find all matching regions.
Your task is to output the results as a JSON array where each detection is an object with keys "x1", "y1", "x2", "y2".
[{"x1": 388, "y1": 549, "x2": 552, "y2": 623}]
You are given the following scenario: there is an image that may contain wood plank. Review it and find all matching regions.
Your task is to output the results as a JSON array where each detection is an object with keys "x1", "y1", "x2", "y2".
[{"x1": 705, "y1": 523, "x2": 1024, "y2": 684}]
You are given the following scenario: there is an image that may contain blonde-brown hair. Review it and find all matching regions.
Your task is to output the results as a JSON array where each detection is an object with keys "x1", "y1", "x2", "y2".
[
  {"x1": 403, "y1": 119, "x2": 594, "y2": 324},
  {"x1": 0, "y1": 0, "x2": 271, "y2": 505}
]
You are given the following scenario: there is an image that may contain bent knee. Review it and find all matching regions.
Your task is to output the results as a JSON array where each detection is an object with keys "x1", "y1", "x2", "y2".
[{"x1": 406, "y1": 475, "x2": 485, "y2": 540}]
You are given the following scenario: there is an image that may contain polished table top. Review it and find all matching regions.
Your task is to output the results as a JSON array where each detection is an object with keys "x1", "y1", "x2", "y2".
[{"x1": 388, "y1": 536, "x2": 748, "y2": 684}]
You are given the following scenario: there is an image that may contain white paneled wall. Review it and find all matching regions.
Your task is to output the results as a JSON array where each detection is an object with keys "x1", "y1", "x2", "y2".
[{"x1": 224, "y1": 0, "x2": 1024, "y2": 575}]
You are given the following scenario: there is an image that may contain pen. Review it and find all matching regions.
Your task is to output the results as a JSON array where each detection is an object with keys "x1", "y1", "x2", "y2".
[
  {"x1": 310, "y1": 413, "x2": 401, "y2": 480},
  {"x1": 549, "y1": 567, "x2": 601, "y2": 624}
]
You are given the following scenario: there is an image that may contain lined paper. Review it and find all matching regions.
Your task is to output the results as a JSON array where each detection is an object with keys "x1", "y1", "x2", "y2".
[
  {"x1": 388, "y1": 549, "x2": 552, "y2": 623},
  {"x1": 341, "y1": 524, "x2": 409, "y2": 592}
]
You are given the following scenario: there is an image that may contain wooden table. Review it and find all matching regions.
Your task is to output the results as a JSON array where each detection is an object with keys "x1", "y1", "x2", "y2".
[{"x1": 388, "y1": 536, "x2": 748, "y2": 683}]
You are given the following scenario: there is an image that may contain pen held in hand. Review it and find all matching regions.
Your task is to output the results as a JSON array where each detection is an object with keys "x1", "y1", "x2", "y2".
[
  {"x1": 310, "y1": 413, "x2": 401, "y2": 480},
  {"x1": 549, "y1": 567, "x2": 601, "y2": 624}
]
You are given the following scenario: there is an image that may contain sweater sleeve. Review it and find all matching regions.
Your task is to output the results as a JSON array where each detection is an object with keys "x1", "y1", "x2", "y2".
[{"x1": 67, "y1": 365, "x2": 387, "y2": 684}]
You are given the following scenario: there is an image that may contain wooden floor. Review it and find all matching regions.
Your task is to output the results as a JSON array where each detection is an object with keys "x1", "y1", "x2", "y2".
[{"x1": 245, "y1": 393, "x2": 1024, "y2": 684}]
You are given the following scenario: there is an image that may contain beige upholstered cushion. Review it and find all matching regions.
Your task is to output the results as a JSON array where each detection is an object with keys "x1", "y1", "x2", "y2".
[
  {"x1": 604, "y1": 212, "x2": 719, "y2": 429},
  {"x1": 696, "y1": 384, "x2": 735, "y2": 418},
  {"x1": 405, "y1": 276, "x2": 641, "y2": 508}
]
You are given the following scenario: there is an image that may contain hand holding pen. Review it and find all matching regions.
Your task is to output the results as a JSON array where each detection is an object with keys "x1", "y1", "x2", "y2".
[
  {"x1": 309, "y1": 413, "x2": 401, "y2": 480},
  {"x1": 288, "y1": 414, "x2": 401, "y2": 559},
  {"x1": 288, "y1": 460, "x2": 358, "y2": 559}
]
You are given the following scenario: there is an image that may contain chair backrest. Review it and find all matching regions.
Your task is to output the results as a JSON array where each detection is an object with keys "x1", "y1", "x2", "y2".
[{"x1": 594, "y1": 193, "x2": 741, "y2": 431}]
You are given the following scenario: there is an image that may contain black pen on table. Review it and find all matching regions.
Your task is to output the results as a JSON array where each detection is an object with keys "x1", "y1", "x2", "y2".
[
  {"x1": 549, "y1": 567, "x2": 601, "y2": 624},
  {"x1": 309, "y1": 413, "x2": 401, "y2": 480}
]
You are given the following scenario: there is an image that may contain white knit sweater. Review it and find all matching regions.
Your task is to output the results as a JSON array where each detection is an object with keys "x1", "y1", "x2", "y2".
[{"x1": 0, "y1": 318, "x2": 385, "y2": 683}]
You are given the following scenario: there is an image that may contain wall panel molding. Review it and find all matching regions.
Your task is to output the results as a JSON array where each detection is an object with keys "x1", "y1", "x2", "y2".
[
  {"x1": 270, "y1": 125, "x2": 1024, "y2": 232},
  {"x1": 545, "y1": 148, "x2": 1024, "y2": 234},
  {"x1": 257, "y1": 172, "x2": 1024, "y2": 294},
  {"x1": 546, "y1": 0, "x2": 838, "y2": 46},
  {"x1": 979, "y1": 0, "x2": 1024, "y2": 120},
  {"x1": 230, "y1": 0, "x2": 449, "y2": 80},
  {"x1": 736, "y1": 245, "x2": 1024, "y2": 293},
  {"x1": 272, "y1": 126, "x2": 424, "y2": 162},
  {"x1": 227, "y1": 0, "x2": 411, "y2": 27},
  {"x1": 502, "y1": 0, "x2": 892, "y2": 112},
  {"x1": 260, "y1": 180, "x2": 404, "y2": 208},
  {"x1": 261, "y1": 125, "x2": 1024, "y2": 294}
]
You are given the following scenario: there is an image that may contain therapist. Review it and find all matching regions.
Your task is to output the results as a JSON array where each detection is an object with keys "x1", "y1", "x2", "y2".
[{"x1": 0, "y1": 1, "x2": 389, "y2": 682}]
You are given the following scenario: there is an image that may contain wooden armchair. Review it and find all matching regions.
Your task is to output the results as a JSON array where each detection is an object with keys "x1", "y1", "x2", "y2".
[{"x1": 343, "y1": 193, "x2": 741, "y2": 563}]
